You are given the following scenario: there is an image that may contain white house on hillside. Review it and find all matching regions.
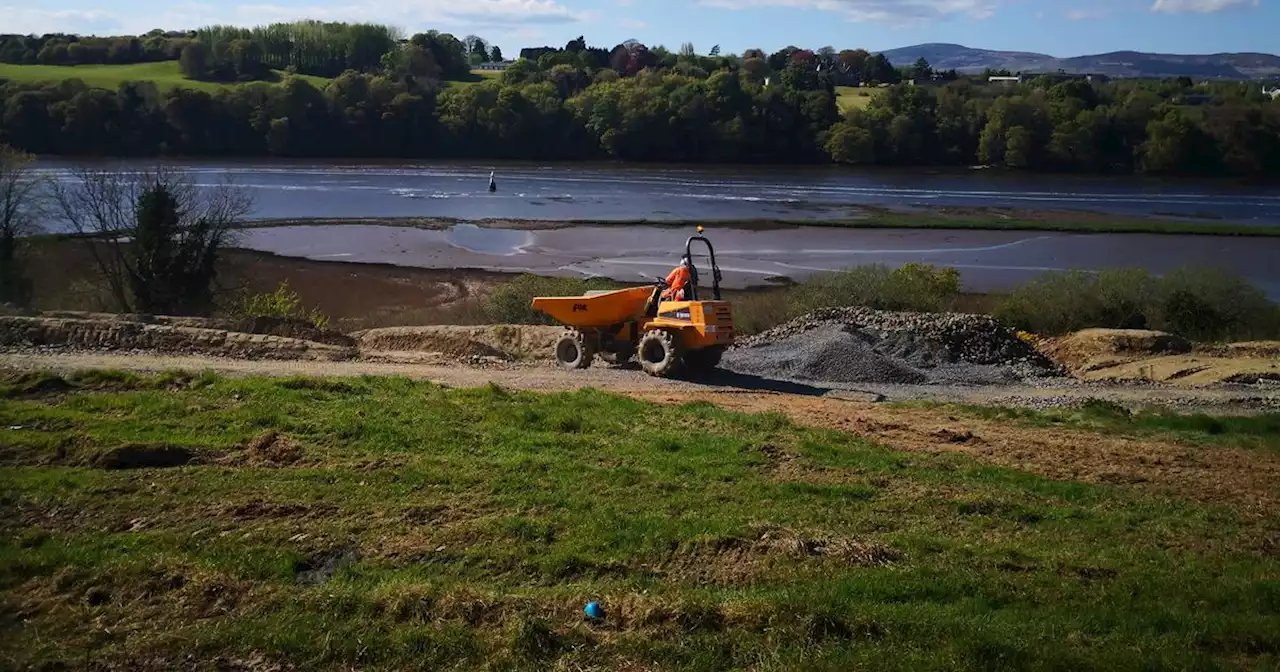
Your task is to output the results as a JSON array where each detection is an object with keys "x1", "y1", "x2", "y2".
[{"x1": 988, "y1": 75, "x2": 1022, "y2": 86}]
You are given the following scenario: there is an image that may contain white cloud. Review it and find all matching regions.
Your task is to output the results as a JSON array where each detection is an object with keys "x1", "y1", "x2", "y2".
[
  {"x1": 1151, "y1": 0, "x2": 1259, "y2": 12},
  {"x1": 4, "y1": 0, "x2": 581, "y2": 36},
  {"x1": 1066, "y1": 8, "x2": 1109, "y2": 19},
  {"x1": 0, "y1": 7, "x2": 123, "y2": 34},
  {"x1": 235, "y1": 0, "x2": 582, "y2": 28},
  {"x1": 697, "y1": 0, "x2": 998, "y2": 24}
]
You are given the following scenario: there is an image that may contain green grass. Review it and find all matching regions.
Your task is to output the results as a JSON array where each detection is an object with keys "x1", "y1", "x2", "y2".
[
  {"x1": 1, "y1": 370, "x2": 1277, "y2": 670},
  {"x1": 0, "y1": 61, "x2": 331, "y2": 93},
  {"x1": 923, "y1": 398, "x2": 1280, "y2": 454},
  {"x1": 836, "y1": 85, "x2": 879, "y2": 111},
  {"x1": 441, "y1": 69, "x2": 505, "y2": 89}
]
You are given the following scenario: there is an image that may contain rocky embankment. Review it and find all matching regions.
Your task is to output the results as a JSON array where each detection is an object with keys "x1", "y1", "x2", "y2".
[{"x1": 0, "y1": 314, "x2": 355, "y2": 361}]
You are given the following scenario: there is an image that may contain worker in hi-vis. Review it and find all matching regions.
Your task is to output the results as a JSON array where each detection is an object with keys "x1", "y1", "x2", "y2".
[{"x1": 661, "y1": 255, "x2": 692, "y2": 301}]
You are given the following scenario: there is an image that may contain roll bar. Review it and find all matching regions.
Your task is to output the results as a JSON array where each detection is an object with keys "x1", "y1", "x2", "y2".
[{"x1": 684, "y1": 235, "x2": 722, "y2": 301}]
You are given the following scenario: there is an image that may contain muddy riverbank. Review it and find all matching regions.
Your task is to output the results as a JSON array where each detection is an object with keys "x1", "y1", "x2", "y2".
[{"x1": 235, "y1": 221, "x2": 1280, "y2": 298}]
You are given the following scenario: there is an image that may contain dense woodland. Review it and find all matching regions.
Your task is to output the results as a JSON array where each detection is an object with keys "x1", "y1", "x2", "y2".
[{"x1": 1, "y1": 24, "x2": 1279, "y2": 175}]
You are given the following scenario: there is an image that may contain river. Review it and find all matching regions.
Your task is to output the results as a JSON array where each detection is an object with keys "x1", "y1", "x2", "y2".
[
  {"x1": 33, "y1": 159, "x2": 1280, "y2": 298},
  {"x1": 33, "y1": 159, "x2": 1280, "y2": 224}
]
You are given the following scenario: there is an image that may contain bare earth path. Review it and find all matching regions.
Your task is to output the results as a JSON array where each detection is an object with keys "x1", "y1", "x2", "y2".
[{"x1": 4, "y1": 350, "x2": 1278, "y2": 517}]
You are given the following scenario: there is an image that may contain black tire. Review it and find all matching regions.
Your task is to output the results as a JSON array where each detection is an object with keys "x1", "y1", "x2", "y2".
[
  {"x1": 684, "y1": 345, "x2": 725, "y2": 373},
  {"x1": 554, "y1": 331, "x2": 594, "y2": 370},
  {"x1": 638, "y1": 329, "x2": 683, "y2": 378}
]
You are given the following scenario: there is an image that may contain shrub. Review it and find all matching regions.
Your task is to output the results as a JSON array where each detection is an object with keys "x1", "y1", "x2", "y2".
[
  {"x1": 994, "y1": 270, "x2": 1146, "y2": 336},
  {"x1": 735, "y1": 263, "x2": 962, "y2": 335},
  {"x1": 1148, "y1": 267, "x2": 1279, "y2": 341},
  {"x1": 233, "y1": 280, "x2": 331, "y2": 329},
  {"x1": 793, "y1": 263, "x2": 961, "y2": 313},
  {"x1": 994, "y1": 266, "x2": 1279, "y2": 341},
  {"x1": 482, "y1": 274, "x2": 620, "y2": 325}
]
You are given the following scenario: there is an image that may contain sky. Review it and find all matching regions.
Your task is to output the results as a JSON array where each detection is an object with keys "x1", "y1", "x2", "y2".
[{"x1": 5, "y1": 0, "x2": 1276, "y2": 59}]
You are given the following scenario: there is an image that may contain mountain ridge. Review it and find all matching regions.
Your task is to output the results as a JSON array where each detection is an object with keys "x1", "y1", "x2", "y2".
[{"x1": 877, "y1": 43, "x2": 1280, "y2": 79}]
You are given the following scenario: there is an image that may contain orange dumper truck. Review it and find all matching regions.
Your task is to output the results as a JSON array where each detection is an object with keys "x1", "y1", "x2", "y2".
[{"x1": 530, "y1": 231, "x2": 734, "y2": 377}]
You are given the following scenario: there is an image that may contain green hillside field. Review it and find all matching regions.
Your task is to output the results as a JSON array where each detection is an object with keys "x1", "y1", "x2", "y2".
[
  {"x1": 836, "y1": 85, "x2": 879, "y2": 111},
  {"x1": 0, "y1": 61, "x2": 331, "y2": 92}
]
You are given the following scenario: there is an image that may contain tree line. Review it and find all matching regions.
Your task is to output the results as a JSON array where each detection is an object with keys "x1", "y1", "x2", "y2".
[
  {"x1": 829, "y1": 77, "x2": 1280, "y2": 174},
  {"x1": 1, "y1": 26, "x2": 1278, "y2": 175},
  {"x1": 0, "y1": 30, "x2": 195, "y2": 66}
]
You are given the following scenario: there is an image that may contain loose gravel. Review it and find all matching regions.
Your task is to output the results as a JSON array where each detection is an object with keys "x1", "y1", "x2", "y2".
[{"x1": 724, "y1": 307, "x2": 1061, "y2": 386}]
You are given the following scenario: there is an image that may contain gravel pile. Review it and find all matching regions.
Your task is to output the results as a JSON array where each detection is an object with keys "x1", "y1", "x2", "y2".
[{"x1": 724, "y1": 307, "x2": 1060, "y2": 386}]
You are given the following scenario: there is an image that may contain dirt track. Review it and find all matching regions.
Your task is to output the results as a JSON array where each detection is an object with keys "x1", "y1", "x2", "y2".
[{"x1": 4, "y1": 350, "x2": 1278, "y2": 516}]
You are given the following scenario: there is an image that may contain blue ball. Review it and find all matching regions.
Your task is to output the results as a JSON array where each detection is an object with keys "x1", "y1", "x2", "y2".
[{"x1": 584, "y1": 601, "x2": 604, "y2": 620}]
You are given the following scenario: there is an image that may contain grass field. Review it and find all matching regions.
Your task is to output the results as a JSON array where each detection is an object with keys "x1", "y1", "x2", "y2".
[
  {"x1": 1, "y1": 371, "x2": 1277, "y2": 670},
  {"x1": 0, "y1": 61, "x2": 331, "y2": 92},
  {"x1": 441, "y1": 69, "x2": 506, "y2": 89},
  {"x1": 836, "y1": 86, "x2": 879, "y2": 112}
]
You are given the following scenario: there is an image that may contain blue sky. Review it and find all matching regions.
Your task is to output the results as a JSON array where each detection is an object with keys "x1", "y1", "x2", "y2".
[{"x1": 6, "y1": 0, "x2": 1275, "y2": 58}]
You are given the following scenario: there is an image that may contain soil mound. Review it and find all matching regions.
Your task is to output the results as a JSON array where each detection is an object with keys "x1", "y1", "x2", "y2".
[
  {"x1": 220, "y1": 316, "x2": 356, "y2": 348},
  {"x1": 0, "y1": 315, "x2": 355, "y2": 361},
  {"x1": 1040, "y1": 329, "x2": 1193, "y2": 373},
  {"x1": 353, "y1": 325, "x2": 561, "y2": 360},
  {"x1": 220, "y1": 430, "x2": 306, "y2": 467}
]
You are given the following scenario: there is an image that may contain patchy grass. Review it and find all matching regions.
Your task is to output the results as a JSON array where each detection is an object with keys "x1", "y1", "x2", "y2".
[
  {"x1": 836, "y1": 85, "x2": 879, "y2": 111},
  {"x1": 0, "y1": 61, "x2": 331, "y2": 92},
  {"x1": 0, "y1": 372, "x2": 1277, "y2": 670},
  {"x1": 917, "y1": 398, "x2": 1280, "y2": 453}
]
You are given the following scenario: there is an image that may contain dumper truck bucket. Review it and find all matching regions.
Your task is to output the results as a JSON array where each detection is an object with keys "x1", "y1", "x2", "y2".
[{"x1": 530, "y1": 285, "x2": 657, "y2": 328}]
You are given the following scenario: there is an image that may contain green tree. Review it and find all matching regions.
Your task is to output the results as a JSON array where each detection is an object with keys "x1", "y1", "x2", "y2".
[
  {"x1": 825, "y1": 121, "x2": 875, "y2": 163},
  {"x1": 179, "y1": 42, "x2": 210, "y2": 79},
  {"x1": 228, "y1": 39, "x2": 265, "y2": 80},
  {"x1": 1004, "y1": 125, "x2": 1032, "y2": 168},
  {"x1": 911, "y1": 57, "x2": 932, "y2": 81},
  {"x1": 1140, "y1": 109, "x2": 1200, "y2": 173}
]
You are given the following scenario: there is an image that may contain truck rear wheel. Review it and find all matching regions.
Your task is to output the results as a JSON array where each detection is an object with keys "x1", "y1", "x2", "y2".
[
  {"x1": 554, "y1": 330, "x2": 594, "y2": 370},
  {"x1": 638, "y1": 329, "x2": 683, "y2": 378}
]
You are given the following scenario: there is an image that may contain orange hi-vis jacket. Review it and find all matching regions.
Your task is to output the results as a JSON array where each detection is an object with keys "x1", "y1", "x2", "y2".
[{"x1": 662, "y1": 264, "x2": 691, "y2": 300}]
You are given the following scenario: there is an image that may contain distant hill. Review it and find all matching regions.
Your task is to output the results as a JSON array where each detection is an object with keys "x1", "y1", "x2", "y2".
[{"x1": 877, "y1": 43, "x2": 1280, "y2": 79}]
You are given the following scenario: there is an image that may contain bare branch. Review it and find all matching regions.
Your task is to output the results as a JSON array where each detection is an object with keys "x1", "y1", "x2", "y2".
[
  {"x1": 0, "y1": 144, "x2": 47, "y2": 239},
  {"x1": 50, "y1": 163, "x2": 254, "y2": 315}
]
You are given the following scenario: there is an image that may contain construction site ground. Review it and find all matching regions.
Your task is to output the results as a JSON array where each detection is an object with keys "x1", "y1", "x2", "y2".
[
  {"x1": 2, "y1": 348, "x2": 1278, "y2": 510},
  {"x1": 4, "y1": 314, "x2": 1279, "y2": 670}
]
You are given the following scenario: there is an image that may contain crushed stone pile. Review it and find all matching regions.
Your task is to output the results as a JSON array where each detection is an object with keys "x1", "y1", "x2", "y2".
[{"x1": 724, "y1": 307, "x2": 1061, "y2": 386}]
